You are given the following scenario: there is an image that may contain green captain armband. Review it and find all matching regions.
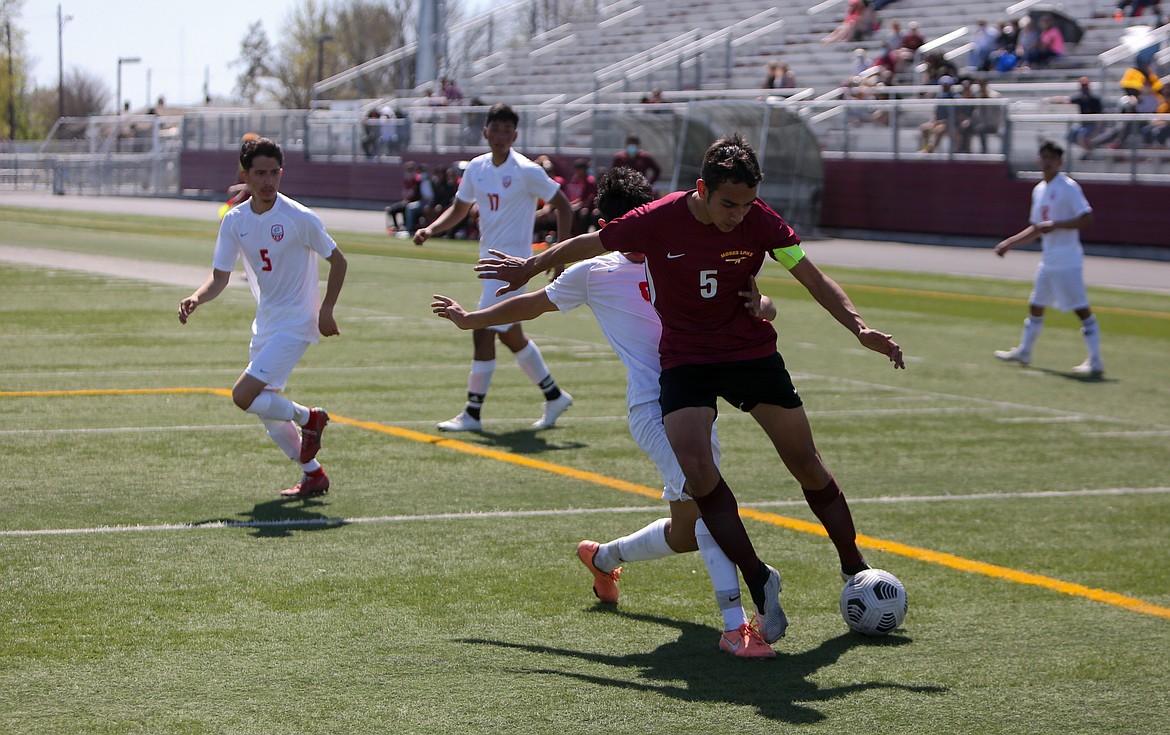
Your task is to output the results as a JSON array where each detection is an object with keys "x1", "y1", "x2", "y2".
[{"x1": 770, "y1": 243, "x2": 806, "y2": 271}]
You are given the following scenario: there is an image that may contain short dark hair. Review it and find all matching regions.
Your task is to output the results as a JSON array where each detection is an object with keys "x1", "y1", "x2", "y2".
[
  {"x1": 595, "y1": 167, "x2": 654, "y2": 221},
  {"x1": 700, "y1": 133, "x2": 763, "y2": 190},
  {"x1": 485, "y1": 103, "x2": 519, "y2": 128},
  {"x1": 1039, "y1": 140, "x2": 1064, "y2": 158},
  {"x1": 240, "y1": 137, "x2": 283, "y2": 170}
]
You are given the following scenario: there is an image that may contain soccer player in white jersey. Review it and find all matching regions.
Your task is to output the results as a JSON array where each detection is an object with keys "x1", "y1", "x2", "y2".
[
  {"x1": 414, "y1": 103, "x2": 575, "y2": 432},
  {"x1": 179, "y1": 137, "x2": 348, "y2": 498},
  {"x1": 994, "y1": 140, "x2": 1103, "y2": 377},
  {"x1": 431, "y1": 168, "x2": 777, "y2": 658}
]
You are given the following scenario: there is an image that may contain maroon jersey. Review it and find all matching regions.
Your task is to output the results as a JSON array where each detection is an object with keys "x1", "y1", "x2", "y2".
[{"x1": 598, "y1": 190, "x2": 800, "y2": 369}]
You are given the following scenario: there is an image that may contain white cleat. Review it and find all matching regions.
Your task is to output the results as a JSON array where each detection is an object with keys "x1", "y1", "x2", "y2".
[
  {"x1": 994, "y1": 348, "x2": 1031, "y2": 366},
  {"x1": 437, "y1": 411, "x2": 482, "y2": 432},
  {"x1": 533, "y1": 391, "x2": 573, "y2": 429},
  {"x1": 753, "y1": 564, "x2": 789, "y2": 644},
  {"x1": 1070, "y1": 359, "x2": 1104, "y2": 378}
]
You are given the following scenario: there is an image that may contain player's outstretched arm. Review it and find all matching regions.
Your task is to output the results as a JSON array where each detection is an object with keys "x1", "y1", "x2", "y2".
[
  {"x1": 994, "y1": 224, "x2": 1040, "y2": 257},
  {"x1": 476, "y1": 232, "x2": 605, "y2": 296},
  {"x1": 178, "y1": 269, "x2": 231, "y2": 324},
  {"x1": 790, "y1": 257, "x2": 905, "y2": 369},
  {"x1": 432, "y1": 290, "x2": 558, "y2": 330}
]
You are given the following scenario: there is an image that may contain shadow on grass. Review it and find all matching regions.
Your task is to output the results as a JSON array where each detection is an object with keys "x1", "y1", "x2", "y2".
[
  {"x1": 1028, "y1": 366, "x2": 1112, "y2": 383},
  {"x1": 465, "y1": 428, "x2": 588, "y2": 455},
  {"x1": 458, "y1": 609, "x2": 945, "y2": 724},
  {"x1": 191, "y1": 496, "x2": 345, "y2": 538}
]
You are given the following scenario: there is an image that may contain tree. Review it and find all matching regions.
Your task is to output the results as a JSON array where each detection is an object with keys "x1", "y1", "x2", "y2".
[
  {"x1": 232, "y1": 21, "x2": 273, "y2": 104},
  {"x1": 1, "y1": 0, "x2": 31, "y2": 140},
  {"x1": 26, "y1": 68, "x2": 109, "y2": 139}
]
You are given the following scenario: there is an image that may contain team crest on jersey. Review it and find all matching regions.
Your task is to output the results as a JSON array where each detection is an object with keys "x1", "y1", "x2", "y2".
[
  {"x1": 720, "y1": 249, "x2": 752, "y2": 265},
  {"x1": 270, "y1": 224, "x2": 284, "y2": 242},
  {"x1": 502, "y1": 175, "x2": 513, "y2": 189}
]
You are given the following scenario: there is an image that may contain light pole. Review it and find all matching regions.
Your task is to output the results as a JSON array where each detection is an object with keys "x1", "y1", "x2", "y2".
[
  {"x1": 57, "y1": 4, "x2": 72, "y2": 120},
  {"x1": 315, "y1": 34, "x2": 333, "y2": 104},
  {"x1": 116, "y1": 56, "x2": 141, "y2": 115}
]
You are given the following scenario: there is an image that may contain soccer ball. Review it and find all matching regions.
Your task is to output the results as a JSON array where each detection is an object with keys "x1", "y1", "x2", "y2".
[{"x1": 840, "y1": 568, "x2": 907, "y2": 636}]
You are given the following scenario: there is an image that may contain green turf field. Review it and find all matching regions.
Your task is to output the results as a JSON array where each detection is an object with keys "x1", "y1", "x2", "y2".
[{"x1": 1, "y1": 205, "x2": 1168, "y2": 735}]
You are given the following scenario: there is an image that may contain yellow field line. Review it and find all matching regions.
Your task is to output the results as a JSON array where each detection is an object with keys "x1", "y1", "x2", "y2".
[{"x1": 4, "y1": 388, "x2": 1167, "y2": 621}]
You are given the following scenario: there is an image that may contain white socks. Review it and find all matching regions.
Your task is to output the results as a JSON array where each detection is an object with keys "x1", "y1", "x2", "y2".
[
  {"x1": 245, "y1": 391, "x2": 310, "y2": 426},
  {"x1": 513, "y1": 340, "x2": 552, "y2": 386},
  {"x1": 261, "y1": 417, "x2": 321, "y2": 472},
  {"x1": 1019, "y1": 315, "x2": 1044, "y2": 358},
  {"x1": 595, "y1": 517, "x2": 748, "y2": 632},
  {"x1": 696, "y1": 518, "x2": 749, "y2": 631},
  {"x1": 1081, "y1": 315, "x2": 1103, "y2": 366},
  {"x1": 595, "y1": 518, "x2": 673, "y2": 570}
]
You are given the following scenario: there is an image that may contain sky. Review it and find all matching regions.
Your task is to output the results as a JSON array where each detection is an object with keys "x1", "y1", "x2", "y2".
[{"x1": 23, "y1": 0, "x2": 313, "y2": 111}]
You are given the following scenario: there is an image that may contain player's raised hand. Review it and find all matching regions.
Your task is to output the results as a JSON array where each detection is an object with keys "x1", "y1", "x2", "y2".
[
  {"x1": 475, "y1": 248, "x2": 532, "y2": 296},
  {"x1": 858, "y1": 328, "x2": 905, "y2": 369},
  {"x1": 431, "y1": 294, "x2": 473, "y2": 329}
]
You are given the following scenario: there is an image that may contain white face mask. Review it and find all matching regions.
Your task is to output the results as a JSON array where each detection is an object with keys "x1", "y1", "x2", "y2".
[{"x1": 626, "y1": 145, "x2": 638, "y2": 157}]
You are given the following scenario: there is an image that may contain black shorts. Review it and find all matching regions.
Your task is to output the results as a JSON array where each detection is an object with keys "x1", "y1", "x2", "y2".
[{"x1": 659, "y1": 353, "x2": 803, "y2": 417}]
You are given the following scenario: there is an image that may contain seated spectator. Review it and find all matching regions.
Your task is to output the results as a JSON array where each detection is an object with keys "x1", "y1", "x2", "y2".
[
  {"x1": 533, "y1": 155, "x2": 566, "y2": 242},
  {"x1": 851, "y1": 48, "x2": 869, "y2": 76},
  {"x1": 921, "y1": 51, "x2": 958, "y2": 84},
  {"x1": 440, "y1": 77, "x2": 464, "y2": 105},
  {"x1": 424, "y1": 165, "x2": 458, "y2": 228},
  {"x1": 404, "y1": 163, "x2": 435, "y2": 235},
  {"x1": 965, "y1": 77, "x2": 1002, "y2": 153},
  {"x1": 1045, "y1": 77, "x2": 1104, "y2": 154},
  {"x1": 611, "y1": 135, "x2": 662, "y2": 189},
  {"x1": 1120, "y1": 62, "x2": 1163, "y2": 99},
  {"x1": 822, "y1": 0, "x2": 875, "y2": 44},
  {"x1": 385, "y1": 161, "x2": 421, "y2": 235},
  {"x1": 1116, "y1": 0, "x2": 1162, "y2": 18},
  {"x1": 1014, "y1": 16, "x2": 1039, "y2": 68},
  {"x1": 1027, "y1": 14, "x2": 1065, "y2": 67},
  {"x1": 988, "y1": 20, "x2": 1019, "y2": 72},
  {"x1": 919, "y1": 76, "x2": 958, "y2": 153},
  {"x1": 1084, "y1": 95, "x2": 1145, "y2": 156},
  {"x1": 562, "y1": 159, "x2": 599, "y2": 235},
  {"x1": 969, "y1": 19, "x2": 1000, "y2": 72},
  {"x1": 643, "y1": 88, "x2": 666, "y2": 104},
  {"x1": 899, "y1": 20, "x2": 926, "y2": 53},
  {"x1": 763, "y1": 60, "x2": 797, "y2": 89}
]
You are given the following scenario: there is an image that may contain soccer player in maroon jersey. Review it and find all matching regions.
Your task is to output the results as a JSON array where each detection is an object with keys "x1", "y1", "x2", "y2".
[{"x1": 477, "y1": 134, "x2": 904, "y2": 644}]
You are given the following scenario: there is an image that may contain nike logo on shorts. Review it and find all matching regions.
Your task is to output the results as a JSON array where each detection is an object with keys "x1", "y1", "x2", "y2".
[{"x1": 667, "y1": 252, "x2": 685, "y2": 259}]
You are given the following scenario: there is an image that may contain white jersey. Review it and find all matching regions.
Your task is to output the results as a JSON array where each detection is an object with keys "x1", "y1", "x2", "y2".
[
  {"x1": 1030, "y1": 173, "x2": 1092, "y2": 270},
  {"x1": 213, "y1": 193, "x2": 337, "y2": 343},
  {"x1": 456, "y1": 150, "x2": 561, "y2": 258},
  {"x1": 545, "y1": 252, "x2": 661, "y2": 409}
]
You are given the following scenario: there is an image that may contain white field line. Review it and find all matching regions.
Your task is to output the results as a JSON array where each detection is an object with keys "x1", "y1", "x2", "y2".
[
  {"x1": 0, "y1": 424, "x2": 256, "y2": 436},
  {"x1": 3, "y1": 487, "x2": 1167, "y2": 538}
]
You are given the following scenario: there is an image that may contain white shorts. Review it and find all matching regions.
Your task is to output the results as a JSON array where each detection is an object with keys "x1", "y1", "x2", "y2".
[
  {"x1": 628, "y1": 400, "x2": 721, "y2": 502},
  {"x1": 477, "y1": 279, "x2": 528, "y2": 333},
  {"x1": 1030, "y1": 265, "x2": 1089, "y2": 312},
  {"x1": 246, "y1": 332, "x2": 311, "y2": 391}
]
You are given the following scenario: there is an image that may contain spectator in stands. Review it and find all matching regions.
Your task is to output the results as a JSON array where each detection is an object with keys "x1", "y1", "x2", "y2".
[
  {"x1": 405, "y1": 163, "x2": 436, "y2": 236},
  {"x1": 969, "y1": 19, "x2": 1000, "y2": 72},
  {"x1": 989, "y1": 20, "x2": 1019, "y2": 72},
  {"x1": 1027, "y1": 14, "x2": 1065, "y2": 68},
  {"x1": 643, "y1": 88, "x2": 667, "y2": 104},
  {"x1": 1145, "y1": 86, "x2": 1170, "y2": 146},
  {"x1": 899, "y1": 21, "x2": 927, "y2": 53},
  {"x1": 425, "y1": 165, "x2": 458, "y2": 231},
  {"x1": 441, "y1": 77, "x2": 465, "y2": 105},
  {"x1": 1120, "y1": 61, "x2": 1163, "y2": 99},
  {"x1": 533, "y1": 155, "x2": 567, "y2": 242},
  {"x1": 1045, "y1": 77, "x2": 1103, "y2": 154},
  {"x1": 822, "y1": 0, "x2": 875, "y2": 44},
  {"x1": 612, "y1": 135, "x2": 662, "y2": 189},
  {"x1": 563, "y1": 158, "x2": 599, "y2": 235},
  {"x1": 1116, "y1": 0, "x2": 1162, "y2": 18},
  {"x1": 966, "y1": 77, "x2": 1002, "y2": 153},
  {"x1": 362, "y1": 110, "x2": 381, "y2": 159},
  {"x1": 763, "y1": 60, "x2": 797, "y2": 89},
  {"x1": 1084, "y1": 95, "x2": 1144, "y2": 155},
  {"x1": 921, "y1": 51, "x2": 959, "y2": 84},
  {"x1": 1014, "y1": 16, "x2": 1039, "y2": 69},
  {"x1": 386, "y1": 161, "x2": 422, "y2": 236},
  {"x1": 851, "y1": 48, "x2": 870, "y2": 76},
  {"x1": 919, "y1": 75, "x2": 957, "y2": 153}
]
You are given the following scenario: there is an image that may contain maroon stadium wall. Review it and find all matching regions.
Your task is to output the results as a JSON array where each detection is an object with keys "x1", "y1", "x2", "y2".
[{"x1": 180, "y1": 150, "x2": 1166, "y2": 251}]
